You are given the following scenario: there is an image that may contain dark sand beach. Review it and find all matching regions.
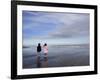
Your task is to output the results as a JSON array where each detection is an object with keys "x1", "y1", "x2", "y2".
[{"x1": 23, "y1": 44, "x2": 89, "y2": 69}]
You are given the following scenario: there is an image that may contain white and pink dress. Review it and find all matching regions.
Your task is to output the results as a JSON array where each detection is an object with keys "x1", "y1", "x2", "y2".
[{"x1": 43, "y1": 46, "x2": 48, "y2": 54}]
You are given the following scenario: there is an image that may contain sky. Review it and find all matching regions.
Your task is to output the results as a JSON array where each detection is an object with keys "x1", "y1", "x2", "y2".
[{"x1": 22, "y1": 11, "x2": 90, "y2": 46}]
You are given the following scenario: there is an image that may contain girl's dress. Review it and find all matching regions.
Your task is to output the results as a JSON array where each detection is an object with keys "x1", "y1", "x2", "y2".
[{"x1": 43, "y1": 46, "x2": 48, "y2": 54}]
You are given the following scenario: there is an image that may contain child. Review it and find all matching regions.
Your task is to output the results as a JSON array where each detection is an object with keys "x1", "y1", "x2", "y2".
[
  {"x1": 43, "y1": 43, "x2": 48, "y2": 56},
  {"x1": 37, "y1": 43, "x2": 41, "y2": 56}
]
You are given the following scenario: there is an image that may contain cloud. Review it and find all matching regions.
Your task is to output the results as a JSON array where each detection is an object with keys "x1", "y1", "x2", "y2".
[
  {"x1": 22, "y1": 11, "x2": 90, "y2": 45},
  {"x1": 48, "y1": 13, "x2": 90, "y2": 38},
  {"x1": 22, "y1": 11, "x2": 62, "y2": 38},
  {"x1": 27, "y1": 12, "x2": 89, "y2": 39}
]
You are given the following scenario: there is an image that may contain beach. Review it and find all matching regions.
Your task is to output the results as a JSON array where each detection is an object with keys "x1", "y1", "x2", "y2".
[{"x1": 23, "y1": 44, "x2": 89, "y2": 69}]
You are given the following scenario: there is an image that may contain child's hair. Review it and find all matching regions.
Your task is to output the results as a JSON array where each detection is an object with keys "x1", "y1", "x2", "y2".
[
  {"x1": 38, "y1": 43, "x2": 41, "y2": 46},
  {"x1": 44, "y1": 43, "x2": 47, "y2": 46}
]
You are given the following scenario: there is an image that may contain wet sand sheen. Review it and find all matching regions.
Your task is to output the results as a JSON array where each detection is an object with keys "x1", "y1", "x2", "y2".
[{"x1": 23, "y1": 44, "x2": 89, "y2": 69}]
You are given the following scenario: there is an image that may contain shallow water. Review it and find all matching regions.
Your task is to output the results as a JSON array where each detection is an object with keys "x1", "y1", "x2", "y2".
[{"x1": 23, "y1": 44, "x2": 89, "y2": 69}]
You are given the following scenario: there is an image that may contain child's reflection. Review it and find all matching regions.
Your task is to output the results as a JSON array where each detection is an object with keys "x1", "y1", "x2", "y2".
[
  {"x1": 36, "y1": 56, "x2": 41, "y2": 68},
  {"x1": 43, "y1": 55, "x2": 48, "y2": 67},
  {"x1": 36, "y1": 54, "x2": 48, "y2": 68}
]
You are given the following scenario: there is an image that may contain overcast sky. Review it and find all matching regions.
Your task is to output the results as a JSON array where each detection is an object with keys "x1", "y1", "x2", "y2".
[{"x1": 22, "y1": 11, "x2": 90, "y2": 46}]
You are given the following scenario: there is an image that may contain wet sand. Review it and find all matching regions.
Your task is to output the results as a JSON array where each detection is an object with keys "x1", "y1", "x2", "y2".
[{"x1": 23, "y1": 44, "x2": 89, "y2": 69}]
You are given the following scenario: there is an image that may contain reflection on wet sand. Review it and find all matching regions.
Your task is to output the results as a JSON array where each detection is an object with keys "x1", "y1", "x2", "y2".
[
  {"x1": 23, "y1": 45, "x2": 89, "y2": 68},
  {"x1": 42, "y1": 56, "x2": 48, "y2": 67},
  {"x1": 36, "y1": 54, "x2": 48, "y2": 68},
  {"x1": 36, "y1": 56, "x2": 41, "y2": 68}
]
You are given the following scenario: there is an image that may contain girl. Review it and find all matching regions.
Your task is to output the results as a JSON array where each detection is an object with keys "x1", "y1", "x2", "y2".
[{"x1": 43, "y1": 43, "x2": 48, "y2": 55}]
